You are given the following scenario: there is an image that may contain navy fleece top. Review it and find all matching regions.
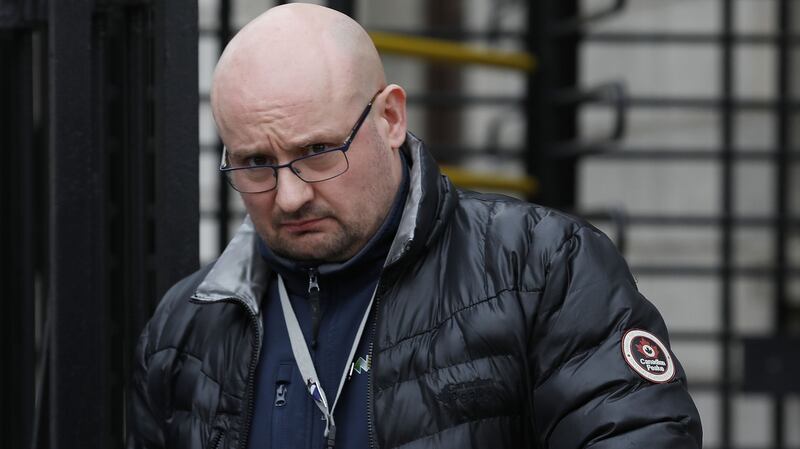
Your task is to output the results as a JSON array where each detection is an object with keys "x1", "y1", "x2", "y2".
[{"x1": 247, "y1": 155, "x2": 409, "y2": 449}]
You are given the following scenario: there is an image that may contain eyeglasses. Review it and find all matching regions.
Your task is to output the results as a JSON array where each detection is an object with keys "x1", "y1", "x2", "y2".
[{"x1": 219, "y1": 93, "x2": 378, "y2": 194}]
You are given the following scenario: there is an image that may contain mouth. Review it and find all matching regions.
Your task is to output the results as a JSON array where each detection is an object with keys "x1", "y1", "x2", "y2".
[{"x1": 280, "y1": 217, "x2": 328, "y2": 233}]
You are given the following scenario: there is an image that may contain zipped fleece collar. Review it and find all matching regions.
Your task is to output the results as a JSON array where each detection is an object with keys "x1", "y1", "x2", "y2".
[{"x1": 191, "y1": 132, "x2": 458, "y2": 317}]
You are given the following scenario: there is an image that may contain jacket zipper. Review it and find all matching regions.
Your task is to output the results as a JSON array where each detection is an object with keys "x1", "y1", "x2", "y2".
[
  {"x1": 366, "y1": 281, "x2": 387, "y2": 449},
  {"x1": 237, "y1": 301, "x2": 262, "y2": 449},
  {"x1": 306, "y1": 267, "x2": 322, "y2": 449},
  {"x1": 191, "y1": 296, "x2": 261, "y2": 449},
  {"x1": 308, "y1": 268, "x2": 321, "y2": 349},
  {"x1": 368, "y1": 246, "x2": 409, "y2": 449},
  {"x1": 211, "y1": 430, "x2": 225, "y2": 449},
  {"x1": 274, "y1": 383, "x2": 288, "y2": 407},
  {"x1": 366, "y1": 314, "x2": 378, "y2": 449}
]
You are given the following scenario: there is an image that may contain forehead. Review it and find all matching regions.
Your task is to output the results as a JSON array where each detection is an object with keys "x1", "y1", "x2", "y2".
[
  {"x1": 213, "y1": 38, "x2": 368, "y2": 151},
  {"x1": 223, "y1": 92, "x2": 358, "y2": 155}
]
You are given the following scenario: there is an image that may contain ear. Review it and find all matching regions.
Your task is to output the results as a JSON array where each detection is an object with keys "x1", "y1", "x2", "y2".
[{"x1": 377, "y1": 84, "x2": 407, "y2": 149}]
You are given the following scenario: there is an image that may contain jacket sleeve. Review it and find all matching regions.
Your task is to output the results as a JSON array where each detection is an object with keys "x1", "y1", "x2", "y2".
[
  {"x1": 529, "y1": 224, "x2": 702, "y2": 449},
  {"x1": 126, "y1": 322, "x2": 166, "y2": 449}
]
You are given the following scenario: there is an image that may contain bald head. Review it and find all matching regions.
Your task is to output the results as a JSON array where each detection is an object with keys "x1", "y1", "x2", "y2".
[
  {"x1": 209, "y1": 4, "x2": 409, "y2": 263},
  {"x1": 211, "y1": 4, "x2": 386, "y2": 139}
]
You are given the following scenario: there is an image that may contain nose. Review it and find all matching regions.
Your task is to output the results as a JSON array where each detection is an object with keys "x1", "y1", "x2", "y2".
[{"x1": 273, "y1": 167, "x2": 314, "y2": 214}]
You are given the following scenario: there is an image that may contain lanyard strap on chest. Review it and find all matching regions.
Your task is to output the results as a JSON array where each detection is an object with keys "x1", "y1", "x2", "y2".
[{"x1": 277, "y1": 275, "x2": 377, "y2": 449}]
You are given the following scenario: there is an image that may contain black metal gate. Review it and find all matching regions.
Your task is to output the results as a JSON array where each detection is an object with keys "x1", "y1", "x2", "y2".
[{"x1": 0, "y1": 0, "x2": 198, "y2": 447}]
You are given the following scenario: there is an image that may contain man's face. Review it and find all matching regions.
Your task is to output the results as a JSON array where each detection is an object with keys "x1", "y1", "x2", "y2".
[{"x1": 220, "y1": 92, "x2": 401, "y2": 263}]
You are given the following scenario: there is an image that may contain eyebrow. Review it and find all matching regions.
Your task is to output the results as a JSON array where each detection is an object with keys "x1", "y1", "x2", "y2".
[
  {"x1": 226, "y1": 147, "x2": 273, "y2": 158},
  {"x1": 293, "y1": 131, "x2": 346, "y2": 149},
  {"x1": 225, "y1": 124, "x2": 347, "y2": 158},
  {"x1": 291, "y1": 120, "x2": 353, "y2": 148},
  {"x1": 227, "y1": 135, "x2": 340, "y2": 160}
]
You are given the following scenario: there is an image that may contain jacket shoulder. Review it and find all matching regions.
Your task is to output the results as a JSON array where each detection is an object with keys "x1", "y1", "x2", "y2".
[
  {"x1": 454, "y1": 190, "x2": 603, "y2": 257},
  {"x1": 129, "y1": 261, "x2": 248, "y2": 449},
  {"x1": 155, "y1": 262, "x2": 214, "y2": 316},
  {"x1": 138, "y1": 262, "x2": 217, "y2": 356},
  {"x1": 458, "y1": 189, "x2": 590, "y2": 229}
]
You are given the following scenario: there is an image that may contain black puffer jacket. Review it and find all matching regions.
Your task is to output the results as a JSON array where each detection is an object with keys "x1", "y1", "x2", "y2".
[{"x1": 128, "y1": 134, "x2": 702, "y2": 449}]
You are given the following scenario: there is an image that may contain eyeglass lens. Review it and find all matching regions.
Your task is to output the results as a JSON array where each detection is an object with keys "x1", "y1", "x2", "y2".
[{"x1": 226, "y1": 149, "x2": 349, "y2": 193}]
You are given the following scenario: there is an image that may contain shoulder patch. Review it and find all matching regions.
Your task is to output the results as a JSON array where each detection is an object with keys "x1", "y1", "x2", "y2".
[{"x1": 621, "y1": 329, "x2": 676, "y2": 383}]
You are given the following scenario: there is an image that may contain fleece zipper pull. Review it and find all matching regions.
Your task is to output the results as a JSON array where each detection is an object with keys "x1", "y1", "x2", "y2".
[{"x1": 308, "y1": 268, "x2": 321, "y2": 349}]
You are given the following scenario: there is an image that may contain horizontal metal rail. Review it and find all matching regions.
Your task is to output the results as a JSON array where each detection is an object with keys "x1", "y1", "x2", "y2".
[
  {"x1": 608, "y1": 96, "x2": 800, "y2": 111},
  {"x1": 410, "y1": 94, "x2": 800, "y2": 111},
  {"x1": 411, "y1": 94, "x2": 800, "y2": 112},
  {"x1": 420, "y1": 145, "x2": 800, "y2": 163},
  {"x1": 368, "y1": 31, "x2": 537, "y2": 72},
  {"x1": 631, "y1": 266, "x2": 800, "y2": 277},
  {"x1": 585, "y1": 213, "x2": 800, "y2": 227},
  {"x1": 585, "y1": 31, "x2": 800, "y2": 46},
  {"x1": 440, "y1": 165, "x2": 538, "y2": 196},
  {"x1": 582, "y1": 148, "x2": 800, "y2": 162},
  {"x1": 671, "y1": 331, "x2": 737, "y2": 342}
]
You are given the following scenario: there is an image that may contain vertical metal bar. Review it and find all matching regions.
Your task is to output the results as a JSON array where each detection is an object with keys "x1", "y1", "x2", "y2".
[
  {"x1": 216, "y1": 0, "x2": 231, "y2": 254},
  {"x1": 527, "y1": 0, "x2": 546, "y2": 205},
  {"x1": 106, "y1": 7, "x2": 153, "y2": 443},
  {"x1": 151, "y1": 0, "x2": 199, "y2": 299},
  {"x1": 0, "y1": 28, "x2": 36, "y2": 449},
  {"x1": 425, "y1": 0, "x2": 462, "y2": 162},
  {"x1": 720, "y1": 0, "x2": 734, "y2": 447},
  {"x1": 48, "y1": 0, "x2": 109, "y2": 447},
  {"x1": 773, "y1": 0, "x2": 790, "y2": 447},
  {"x1": 18, "y1": 30, "x2": 37, "y2": 449},
  {"x1": 527, "y1": 0, "x2": 579, "y2": 208},
  {"x1": 31, "y1": 26, "x2": 50, "y2": 449},
  {"x1": 327, "y1": 0, "x2": 355, "y2": 18},
  {"x1": 121, "y1": 0, "x2": 198, "y2": 442}
]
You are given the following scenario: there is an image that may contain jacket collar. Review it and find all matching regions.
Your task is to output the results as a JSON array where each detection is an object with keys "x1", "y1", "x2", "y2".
[
  {"x1": 191, "y1": 215, "x2": 268, "y2": 315},
  {"x1": 388, "y1": 132, "x2": 456, "y2": 267},
  {"x1": 192, "y1": 132, "x2": 458, "y2": 315}
]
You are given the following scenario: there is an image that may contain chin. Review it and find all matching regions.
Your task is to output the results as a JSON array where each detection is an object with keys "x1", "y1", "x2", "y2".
[
  {"x1": 260, "y1": 222, "x2": 365, "y2": 262},
  {"x1": 267, "y1": 235, "x2": 346, "y2": 262}
]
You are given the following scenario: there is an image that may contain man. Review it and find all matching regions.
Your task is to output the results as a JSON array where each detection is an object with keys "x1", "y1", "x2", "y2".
[{"x1": 128, "y1": 4, "x2": 702, "y2": 449}]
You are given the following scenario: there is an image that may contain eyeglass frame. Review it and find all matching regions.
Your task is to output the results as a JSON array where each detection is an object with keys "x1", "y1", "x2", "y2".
[{"x1": 219, "y1": 91, "x2": 381, "y2": 194}]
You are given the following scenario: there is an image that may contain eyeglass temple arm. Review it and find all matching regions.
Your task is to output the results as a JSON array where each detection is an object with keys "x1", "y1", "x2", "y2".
[{"x1": 219, "y1": 146, "x2": 228, "y2": 169}]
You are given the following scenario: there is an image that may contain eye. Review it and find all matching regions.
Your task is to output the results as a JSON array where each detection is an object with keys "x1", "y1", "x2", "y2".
[
  {"x1": 304, "y1": 143, "x2": 333, "y2": 155},
  {"x1": 225, "y1": 149, "x2": 278, "y2": 168},
  {"x1": 245, "y1": 155, "x2": 271, "y2": 167},
  {"x1": 228, "y1": 152, "x2": 275, "y2": 168}
]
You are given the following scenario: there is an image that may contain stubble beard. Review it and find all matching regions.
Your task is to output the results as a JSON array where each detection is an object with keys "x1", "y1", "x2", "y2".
[
  {"x1": 261, "y1": 203, "x2": 372, "y2": 263},
  {"x1": 266, "y1": 222, "x2": 365, "y2": 263}
]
